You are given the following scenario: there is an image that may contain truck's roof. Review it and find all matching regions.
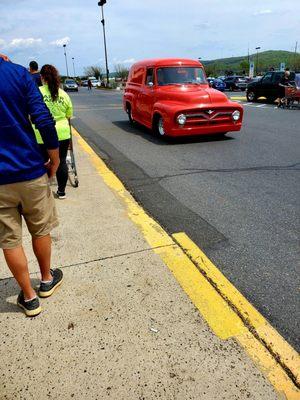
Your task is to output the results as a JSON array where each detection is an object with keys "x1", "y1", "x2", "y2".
[{"x1": 131, "y1": 58, "x2": 203, "y2": 68}]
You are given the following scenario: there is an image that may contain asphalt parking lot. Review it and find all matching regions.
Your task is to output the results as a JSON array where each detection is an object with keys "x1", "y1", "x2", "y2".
[{"x1": 71, "y1": 88, "x2": 300, "y2": 352}]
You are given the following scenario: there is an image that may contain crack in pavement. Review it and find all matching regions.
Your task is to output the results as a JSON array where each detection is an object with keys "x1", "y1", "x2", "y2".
[
  {"x1": 128, "y1": 162, "x2": 300, "y2": 187},
  {"x1": 0, "y1": 244, "x2": 175, "y2": 283}
]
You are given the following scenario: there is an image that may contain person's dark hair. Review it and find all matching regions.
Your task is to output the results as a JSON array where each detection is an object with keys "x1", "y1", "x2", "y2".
[
  {"x1": 40, "y1": 64, "x2": 61, "y2": 101},
  {"x1": 29, "y1": 61, "x2": 38, "y2": 71}
]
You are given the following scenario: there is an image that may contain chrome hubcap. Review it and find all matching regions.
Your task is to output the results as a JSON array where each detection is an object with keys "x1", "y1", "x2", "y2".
[
  {"x1": 248, "y1": 92, "x2": 255, "y2": 100},
  {"x1": 158, "y1": 118, "x2": 165, "y2": 136}
]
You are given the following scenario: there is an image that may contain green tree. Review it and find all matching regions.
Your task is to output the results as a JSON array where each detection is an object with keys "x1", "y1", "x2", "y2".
[
  {"x1": 114, "y1": 64, "x2": 129, "y2": 80},
  {"x1": 84, "y1": 66, "x2": 103, "y2": 80},
  {"x1": 240, "y1": 60, "x2": 249, "y2": 74}
]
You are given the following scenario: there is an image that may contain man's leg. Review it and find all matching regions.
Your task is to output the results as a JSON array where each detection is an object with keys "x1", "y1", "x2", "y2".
[
  {"x1": 56, "y1": 139, "x2": 70, "y2": 195},
  {"x1": 32, "y1": 234, "x2": 52, "y2": 282},
  {"x1": 3, "y1": 247, "x2": 36, "y2": 300}
]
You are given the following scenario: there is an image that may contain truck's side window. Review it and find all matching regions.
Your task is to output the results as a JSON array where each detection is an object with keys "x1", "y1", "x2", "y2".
[
  {"x1": 273, "y1": 73, "x2": 283, "y2": 83},
  {"x1": 145, "y1": 68, "x2": 154, "y2": 85},
  {"x1": 132, "y1": 67, "x2": 144, "y2": 85},
  {"x1": 262, "y1": 72, "x2": 273, "y2": 83}
]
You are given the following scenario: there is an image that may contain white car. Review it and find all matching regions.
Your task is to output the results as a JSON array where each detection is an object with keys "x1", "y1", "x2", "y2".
[{"x1": 90, "y1": 79, "x2": 100, "y2": 87}]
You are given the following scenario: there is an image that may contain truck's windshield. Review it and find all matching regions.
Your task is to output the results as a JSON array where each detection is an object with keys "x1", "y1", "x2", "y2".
[{"x1": 156, "y1": 67, "x2": 207, "y2": 86}]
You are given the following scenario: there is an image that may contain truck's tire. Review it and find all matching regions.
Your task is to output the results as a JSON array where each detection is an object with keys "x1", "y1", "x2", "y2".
[
  {"x1": 126, "y1": 104, "x2": 134, "y2": 124},
  {"x1": 246, "y1": 91, "x2": 257, "y2": 102},
  {"x1": 153, "y1": 115, "x2": 166, "y2": 137}
]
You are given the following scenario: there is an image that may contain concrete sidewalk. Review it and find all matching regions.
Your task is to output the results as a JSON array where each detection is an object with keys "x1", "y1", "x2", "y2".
[{"x1": 0, "y1": 134, "x2": 281, "y2": 400}]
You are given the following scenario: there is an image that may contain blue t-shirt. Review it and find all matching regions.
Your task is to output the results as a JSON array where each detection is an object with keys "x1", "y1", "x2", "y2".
[
  {"x1": 0, "y1": 59, "x2": 59, "y2": 185},
  {"x1": 31, "y1": 72, "x2": 42, "y2": 87}
]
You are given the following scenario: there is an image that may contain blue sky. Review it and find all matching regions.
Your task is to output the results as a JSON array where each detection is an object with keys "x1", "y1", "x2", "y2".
[{"x1": 0, "y1": 0, "x2": 299, "y2": 75}]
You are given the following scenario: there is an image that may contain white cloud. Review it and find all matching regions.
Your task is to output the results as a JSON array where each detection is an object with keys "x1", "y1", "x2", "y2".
[
  {"x1": 120, "y1": 58, "x2": 136, "y2": 64},
  {"x1": 9, "y1": 38, "x2": 42, "y2": 49},
  {"x1": 50, "y1": 36, "x2": 70, "y2": 46},
  {"x1": 253, "y1": 9, "x2": 273, "y2": 16},
  {"x1": 0, "y1": 37, "x2": 42, "y2": 50},
  {"x1": 114, "y1": 58, "x2": 136, "y2": 65}
]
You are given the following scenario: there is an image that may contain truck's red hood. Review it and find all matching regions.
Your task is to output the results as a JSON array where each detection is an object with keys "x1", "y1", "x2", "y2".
[{"x1": 157, "y1": 85, "x2": 229, "y2": 105}]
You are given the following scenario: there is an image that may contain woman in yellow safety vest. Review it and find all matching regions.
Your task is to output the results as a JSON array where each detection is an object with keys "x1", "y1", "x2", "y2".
[{"x1": 34, "y1": 64, "x2": 73, "y2": 199}]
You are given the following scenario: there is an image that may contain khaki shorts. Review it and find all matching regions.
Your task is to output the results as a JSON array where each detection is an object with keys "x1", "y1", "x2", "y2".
[{"x1": 0, "y1": 174, "x2": 59, "y2": 249}]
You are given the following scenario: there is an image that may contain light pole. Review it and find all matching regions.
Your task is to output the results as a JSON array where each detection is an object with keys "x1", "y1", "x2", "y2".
[
  {"x1": 98, "y1": 0, "x2": 109, "y2": 86},
  {"x1": 255, "y1": 46, "x2": 261, "y2": 76},
  {"x1": 72, "y1": 57, "x2": 76, "y2": 79},
  {"x1": 63, "y1": 44, "x2": 69, "y2": 78}
]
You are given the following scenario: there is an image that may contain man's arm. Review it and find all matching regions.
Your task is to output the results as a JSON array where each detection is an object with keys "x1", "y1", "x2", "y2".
[
  {"x1": 0, "y1": 53, "x2": 10, "y2": 61},
  {"x1": 24, "y1": 69, "x2": 60, "y2": 176}
]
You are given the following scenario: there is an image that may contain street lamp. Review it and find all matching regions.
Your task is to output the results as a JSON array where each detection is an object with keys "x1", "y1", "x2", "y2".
[
  {"x1": 98, "y1": 0, "x2": 110, "y2": 86},
  {"x1": 255, "y1": 46, "x2": 261, "y2": 76},
  {"x1": 63, "y1": 44, "x2": 69, "y2": 78},
  {"x1": 72, "y1": 57, "x2": 76, "y2": 79}
]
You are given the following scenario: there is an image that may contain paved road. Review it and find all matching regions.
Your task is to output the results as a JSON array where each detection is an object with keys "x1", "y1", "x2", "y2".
[{"x1": 71, "y1": 88, "x2": 300, "y2": 351}]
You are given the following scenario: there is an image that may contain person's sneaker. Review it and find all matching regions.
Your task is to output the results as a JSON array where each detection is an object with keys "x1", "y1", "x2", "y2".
[
  {"x1": 56, "y1": 191, "x2": 66, "y2": 199},
  {"x1": 17, "y1": 292, "x2": 42, "y2": 317},
  {"x1": 39, "y1": 269, "x2": 63, "y2": 298}
]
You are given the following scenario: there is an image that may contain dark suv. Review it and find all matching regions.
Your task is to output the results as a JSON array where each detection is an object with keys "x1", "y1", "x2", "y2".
[
  {"x1": 223, "y1": 76, "x2": 248, "y2": 91},
  {"x1": 246, "y1": 71, "x2": 295, "y2": 102}
]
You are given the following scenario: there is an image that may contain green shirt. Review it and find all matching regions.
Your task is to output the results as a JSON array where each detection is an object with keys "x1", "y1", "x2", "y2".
[{"x1": 34, "y1": 85, "x2": 73, "y2": 143}]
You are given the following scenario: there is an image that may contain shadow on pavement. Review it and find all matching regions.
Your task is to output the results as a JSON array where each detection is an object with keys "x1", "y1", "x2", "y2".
[
  {"x1": 112, "y1": 120, "x2": 234, "y2": 145},
  {"x1": 0, "y1": 277, "x2": 40, "y2": 314}
]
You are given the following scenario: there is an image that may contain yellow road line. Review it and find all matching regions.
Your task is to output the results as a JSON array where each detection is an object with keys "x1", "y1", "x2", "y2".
[
  {"x1": 230, "y1": 96, "x2": 247, "y2": 101},
  {"x1": 73, "y1": 128, "x2": 299, "y2": 398}
]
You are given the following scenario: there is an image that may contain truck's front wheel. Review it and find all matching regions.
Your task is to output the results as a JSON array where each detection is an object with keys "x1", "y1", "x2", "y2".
[
  {"x1": 153, "y1": 115, "x2": 166, "y2": 137},
  {"x1": 126, "y1": 104, "x2": 134, "y2": 124},
  {"x1": 246, "y1": 91, "x2": 257, "y2": 102}
]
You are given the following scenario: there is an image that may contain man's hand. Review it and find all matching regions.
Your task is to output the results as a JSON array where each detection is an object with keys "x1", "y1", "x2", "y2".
[
  {"x1": 45, "y1": 148, "x2": 60, "y2": 178},
  {"x1": 0, "y1": 54, "x2": 10, "y2": 62}
]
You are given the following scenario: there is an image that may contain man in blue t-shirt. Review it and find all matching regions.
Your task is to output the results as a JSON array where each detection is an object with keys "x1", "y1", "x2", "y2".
[
  {"x1": 0, "y1": 54, "x2": 64, "y2": 317},
  {"x1": 29, "y1": 60, "x2": 42, "y2": 87}
]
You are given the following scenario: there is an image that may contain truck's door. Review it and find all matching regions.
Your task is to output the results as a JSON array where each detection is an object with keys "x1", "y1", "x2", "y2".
[
  {"x1": 137, "y1": 67, "x2": 155, "y2": 127},
  {"x1": 257, "y1": 72, "x2": 273, "y2": 99},
  {"x1": 272, "y1": 72, "x2": 284, "y2": 99}
]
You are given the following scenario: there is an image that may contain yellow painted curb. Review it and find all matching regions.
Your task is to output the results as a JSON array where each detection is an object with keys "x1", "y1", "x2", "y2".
[
  {"x1": 173, "y1": 232, "x2": 300, "y2": 395},
  {"x1": 72, "y1": 127, "x2": 300, "y2": 398}
]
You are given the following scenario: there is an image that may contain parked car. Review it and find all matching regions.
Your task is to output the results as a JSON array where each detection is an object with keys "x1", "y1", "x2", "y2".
[
  {"x1": 211, "y1": 78, "x2": 226, "y2": 92},
  {"x1": 207, "y1": 77, "x2": 214, "y2": 87},
  {"x1": 90, "y1": 79, "x2": 100, "y2": 87},
  {"x1": 246, "y1": 71, "x2": 295, "y2": 102},
  {"x1": 81, "y1": 80, "x2": 88, "y2": 87},
  {"x1": 248, "y1": 76, "x2": 262, "y2": 84},
  {"x1": 223, "y1": 76, "x2": 248, "y2": 91},
  {"x1": 63, "y1": 79, "x2": 78, "y2": 92},
  {"x1": 123, "y1": 58, "x2": 243, "y2": 137}
]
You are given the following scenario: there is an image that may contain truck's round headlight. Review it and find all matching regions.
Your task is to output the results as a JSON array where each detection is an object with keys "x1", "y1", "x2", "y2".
[
  {"x1": 232, "y1": 110, "x2": 240, "y2": 121},
  {"x1": 177, "y1": 114, "x2": 187, "y2": 125}
]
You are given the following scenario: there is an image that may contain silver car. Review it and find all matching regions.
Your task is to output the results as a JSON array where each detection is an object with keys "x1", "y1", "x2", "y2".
[{"x1": 63, "y1": 79, "x2": 78, "y2": 92}]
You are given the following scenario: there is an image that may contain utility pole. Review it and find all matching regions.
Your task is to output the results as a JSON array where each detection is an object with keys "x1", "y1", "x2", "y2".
[
  {"x1": 255, "y1": 46, "x2": 261, "y2": 75},
  {"x1": 247, "y1": 45, "x2": 250, "y2": 66},
  {"x1": 294, "y1": 41, "x2": 298, "y2": 71},
  {"x1": 63, "y1": 44, "x2": 69, "y2": 78},
  {"x1": 98, "y1": 0, "x2": 110, "y2": 86},
  {"x1": 72, "y1": 57, "x2": 76, "y2": 79}
]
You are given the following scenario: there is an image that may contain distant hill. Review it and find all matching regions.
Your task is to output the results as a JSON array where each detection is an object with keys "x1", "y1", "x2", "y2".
[{"x1": 201, "y1": 50, "x2": 300, "y2": 75}]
